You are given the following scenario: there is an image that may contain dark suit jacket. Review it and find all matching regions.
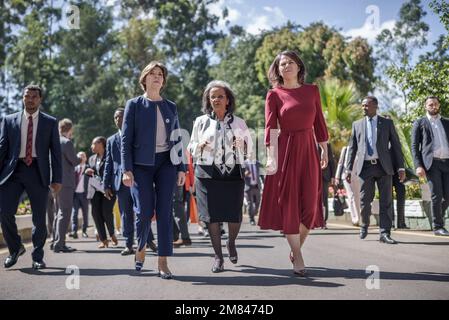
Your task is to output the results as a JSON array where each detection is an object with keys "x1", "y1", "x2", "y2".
[
  {"x1": 60, "y1": 135, "x2": 80, "y2": 188},
  {"x1": 0, "y1": 111, "x2": 62, "y2": 186},
  {"x1": 411, "y1": 116, "x2": 449, "y2": 171},
  {"x1": 345, "y1": 115, "x2": 404, "y2": 176},
  {"x1": 103, "y1": 132, "x2": 122, "y2": 192},
  {"x1": 121, "y1": 96, "x2": 186, "y2": 173}
]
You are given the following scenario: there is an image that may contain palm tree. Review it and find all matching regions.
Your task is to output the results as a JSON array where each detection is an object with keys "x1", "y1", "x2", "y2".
[{"x1": 318, "y1": 78, "x2": 362, "y2": 154}]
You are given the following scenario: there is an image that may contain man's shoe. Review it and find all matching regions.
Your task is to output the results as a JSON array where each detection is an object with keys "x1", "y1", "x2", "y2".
[
  {"x1": 121, "y1": 247, "x2": 135, "y2": 256},
  {"x1": 54, "y1": 245, "x2": 77, "y2": 253},
  {"x1": 4, "y1": 245, "x2": 26, "y2": 268},
  {"x1": 68, "y1": 232, "x2": 78, "y2": 239},
  {"x1": 32, "y1": 260, "x2": 46, "y2": 270},
  {"x1": 49, "y1": 243, "x2": 54, "y2": 250},
  {"x1": 173, "y1": 239, "x2": 192, "y2": 247},
  {"x1": 396, "y1": 224, "x2": 410, "y2": 230},
  {"x1": 146, "y1": 241, "x2": 158, "y2": 252},
  {"x1": 82, "y1": 232, "x2": 89, "y2": 238},
  {"x1": 379, "y1": 234, "x2": 398, "y2": 244},
  {"x1": 434, "y1": 228, "x2": 449, "y2": 236},
  {"x1": 250, "y1": 219, "x2": 256, "y2": 226},
  {"x1": 359, "y1": 227, "x2": 368, "y2": 239}
]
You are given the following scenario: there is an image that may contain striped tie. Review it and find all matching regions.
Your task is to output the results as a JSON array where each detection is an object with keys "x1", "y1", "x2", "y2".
[{"x1": 25, "y1": 115, "x2": 33, "y2": 166}]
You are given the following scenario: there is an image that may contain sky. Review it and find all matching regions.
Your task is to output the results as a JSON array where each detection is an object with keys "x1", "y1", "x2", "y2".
[{"x1": 209, "y1": 0, "x2": 446, "y2": 53}]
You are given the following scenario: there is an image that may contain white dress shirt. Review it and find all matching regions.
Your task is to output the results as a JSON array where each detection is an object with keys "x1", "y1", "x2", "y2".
[
  {"x1": 19, "y1": 110, "x2": 39, "y2": 158},
  {"x1": 427, "y1": 114, "x2": 449, "y2": 159}
]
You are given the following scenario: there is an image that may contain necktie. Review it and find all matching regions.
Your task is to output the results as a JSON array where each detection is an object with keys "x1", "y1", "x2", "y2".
[
  {"x1": 366, "y1": 117, "x2": 374, "y2": 157},
  {"x1": 25, "y1": 115, "x2": 33, "y2": 166}
]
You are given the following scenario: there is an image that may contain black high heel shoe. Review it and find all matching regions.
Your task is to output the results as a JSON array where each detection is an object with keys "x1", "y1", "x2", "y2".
[
  {"x1": 226, "y1": 241, "x2": 238, "y2": 264},
  {"x1": 211, "y1": 258, "x2": 224, "y2": 273}
]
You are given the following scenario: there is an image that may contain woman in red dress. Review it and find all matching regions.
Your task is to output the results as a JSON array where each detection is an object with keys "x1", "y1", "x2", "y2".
[{"x1": 258, "y1": 51, "x2": 329, "y2": 276}]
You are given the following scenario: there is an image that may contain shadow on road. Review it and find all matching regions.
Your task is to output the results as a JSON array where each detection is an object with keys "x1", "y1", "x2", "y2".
[{"x1": 18, "y1": 266, "x2": 160, "y2": 277}]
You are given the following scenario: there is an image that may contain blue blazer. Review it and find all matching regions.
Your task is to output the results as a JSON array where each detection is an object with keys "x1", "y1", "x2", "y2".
[
  {"x1": 103, "y1": 131, "x2": 123, "y2": 192},
  {"x1": 0, "y1": 111, "x2": 62, "y2": 186},
  {"x1": 121, "y1": 96, "x2": 186, "y2": 173}
]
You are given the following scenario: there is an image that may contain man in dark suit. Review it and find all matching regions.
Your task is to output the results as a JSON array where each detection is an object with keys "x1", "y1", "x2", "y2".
[
  {"x1": 104, "y1": 108, "x2": 157, "y2": 255},
  {"x1": 70, "y1": 151, "x2": 89, "y2": 239},
  {"x1": 244, "y1": 159, "x2": 263, "y2": 225},
  {"x1": 52, "y1": 119, "x2": 80, "y2": 253},
  {"x1": 411, "y1": 96, "x2": 449, "y2": 236},
  {"x1": 0, "y1": 84, "x2": 62, "y2": 269},
  {"x1": 345, "y1": 96, "x2": 405, "y2": 244},
  {"x1": 321, "y1": 142, "x2": 336, "y2": 228}
]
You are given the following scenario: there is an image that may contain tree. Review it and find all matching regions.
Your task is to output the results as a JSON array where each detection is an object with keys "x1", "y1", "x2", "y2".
[
  {"x1": 254, "y1": 22, "x2": 376, "y2": 96},
  {"x1": 119, "y1": 0, "x2": 224, "y2": 131},
  {"x1": 0, "y1": 0, "x2": 28, "y2": 114},
  {"x1": 5, "y1": 0, "x2": 62, "y2": 113},
  {"x1": 210, "y1": 29, "x2": 266, "y2": 129},
  {"x1": 317, "y1": 78, "x2": 362, "y2": 154},
  {"x1": 376, "y1": 0, "x2": 429, "y2": 114},
  {"x1": 52, "y1": 1, "x2": 119, "y2": 151}
]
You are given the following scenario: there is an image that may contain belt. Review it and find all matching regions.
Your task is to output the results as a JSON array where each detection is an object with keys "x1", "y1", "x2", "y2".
[{"x1": 364, "y1": 159, "x2": 378, "y2": 165}]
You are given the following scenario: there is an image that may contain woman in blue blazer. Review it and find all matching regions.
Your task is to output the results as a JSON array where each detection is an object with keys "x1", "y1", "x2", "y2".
[{"x1": 121, "y1": 61, "x2": 186, "y2": 278}]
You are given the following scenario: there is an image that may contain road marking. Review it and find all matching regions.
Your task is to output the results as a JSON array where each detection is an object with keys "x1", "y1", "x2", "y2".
[{"x1": 326, "y1": 222, "x2": 441, "y2": 238}]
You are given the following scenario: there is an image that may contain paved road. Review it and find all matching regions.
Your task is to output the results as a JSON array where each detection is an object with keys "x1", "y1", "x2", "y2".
[{"x1": 0, "y1": 219, "x2": 448, "y2": 300}]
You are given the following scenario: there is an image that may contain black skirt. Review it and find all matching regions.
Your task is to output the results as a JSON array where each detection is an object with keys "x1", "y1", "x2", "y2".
[{"x1": 195, "y1": 165, "x2": 244, "y2": 223}]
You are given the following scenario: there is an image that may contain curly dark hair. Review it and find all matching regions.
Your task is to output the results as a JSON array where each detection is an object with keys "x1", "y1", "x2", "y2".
[{"x1": 201, "y1": 80, "x2": 236, "y2": 115}]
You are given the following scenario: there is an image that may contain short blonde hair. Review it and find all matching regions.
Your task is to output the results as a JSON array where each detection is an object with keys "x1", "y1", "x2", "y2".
[
  {"x1": 58, "y1": 118, "x2": 73, "y2": 134},
  {"x1": 139, "y1": 61, "x2": 168, "y2": 92}
]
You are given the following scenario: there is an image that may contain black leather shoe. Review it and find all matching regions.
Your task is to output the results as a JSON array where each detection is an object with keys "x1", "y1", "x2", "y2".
[
  {"x1": 379, "y1": 234, "x2": 398, "y2": 244},
  {"x1": 250, "y1": 219, "x2": 256, "y2": 226},
  {"x1": 146, "y1": 241, "x2": 158, "y2": 252},
  {"x1": 68, "y1": 232, "x2": 78, "y2": 239},
  {"x1": 49, "y1": 243, "x2": 54, "y2": 250},
  {"x1": 434, "y1": 228, "x2": 449, "y2": 236},
  {"x1": 121, "y1": 247, "x2": 135, "y2": 256},
  {"x1": 32, "y1": 260, "x2": 46, "y2": 270},
  {"x1": 4, "y1": 245, "x2": 26, "y2": 268},
  {"x1": 360, "y1": 227, "x2": 368, "y2": 239},
  {"x1": 82, "y1": 232, "x2": 89, "y2": 238},
  {"x1": 397, "y1": 224, "x2": 410, "y2": 230},
  {"x1": 54, "y1": 245, "x2": 77, "y2": 253}
]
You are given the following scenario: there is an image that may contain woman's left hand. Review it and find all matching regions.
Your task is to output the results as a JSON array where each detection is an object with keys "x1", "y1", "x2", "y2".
[
  {"x1": 320, "y1": 150, "x2": 328, "y2": 169},
  {"x1": 177, "y1": 171, "x2": 186, "y2": 186}
]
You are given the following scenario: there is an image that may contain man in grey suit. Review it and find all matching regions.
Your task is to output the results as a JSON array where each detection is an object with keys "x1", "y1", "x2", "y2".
[
  {"x1": 411, "y1": 96, "x2": 449, "y2": 236},
  {"x1": 345, "y1": 96, "x2": 406, "y2": 244},
  {"x1": 52, "y1": 119, "x2": 81, "y2": 252}
]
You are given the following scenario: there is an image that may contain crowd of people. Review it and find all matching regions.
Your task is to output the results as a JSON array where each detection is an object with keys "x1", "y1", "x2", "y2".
[{"x1": 1, "y1": 50, "x2": 448, "y2": 279}]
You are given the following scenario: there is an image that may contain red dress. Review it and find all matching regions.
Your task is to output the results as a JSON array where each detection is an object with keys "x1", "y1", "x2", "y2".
[{"x1": 258, "y1": 84, "x2": 329, "y2": 234}]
